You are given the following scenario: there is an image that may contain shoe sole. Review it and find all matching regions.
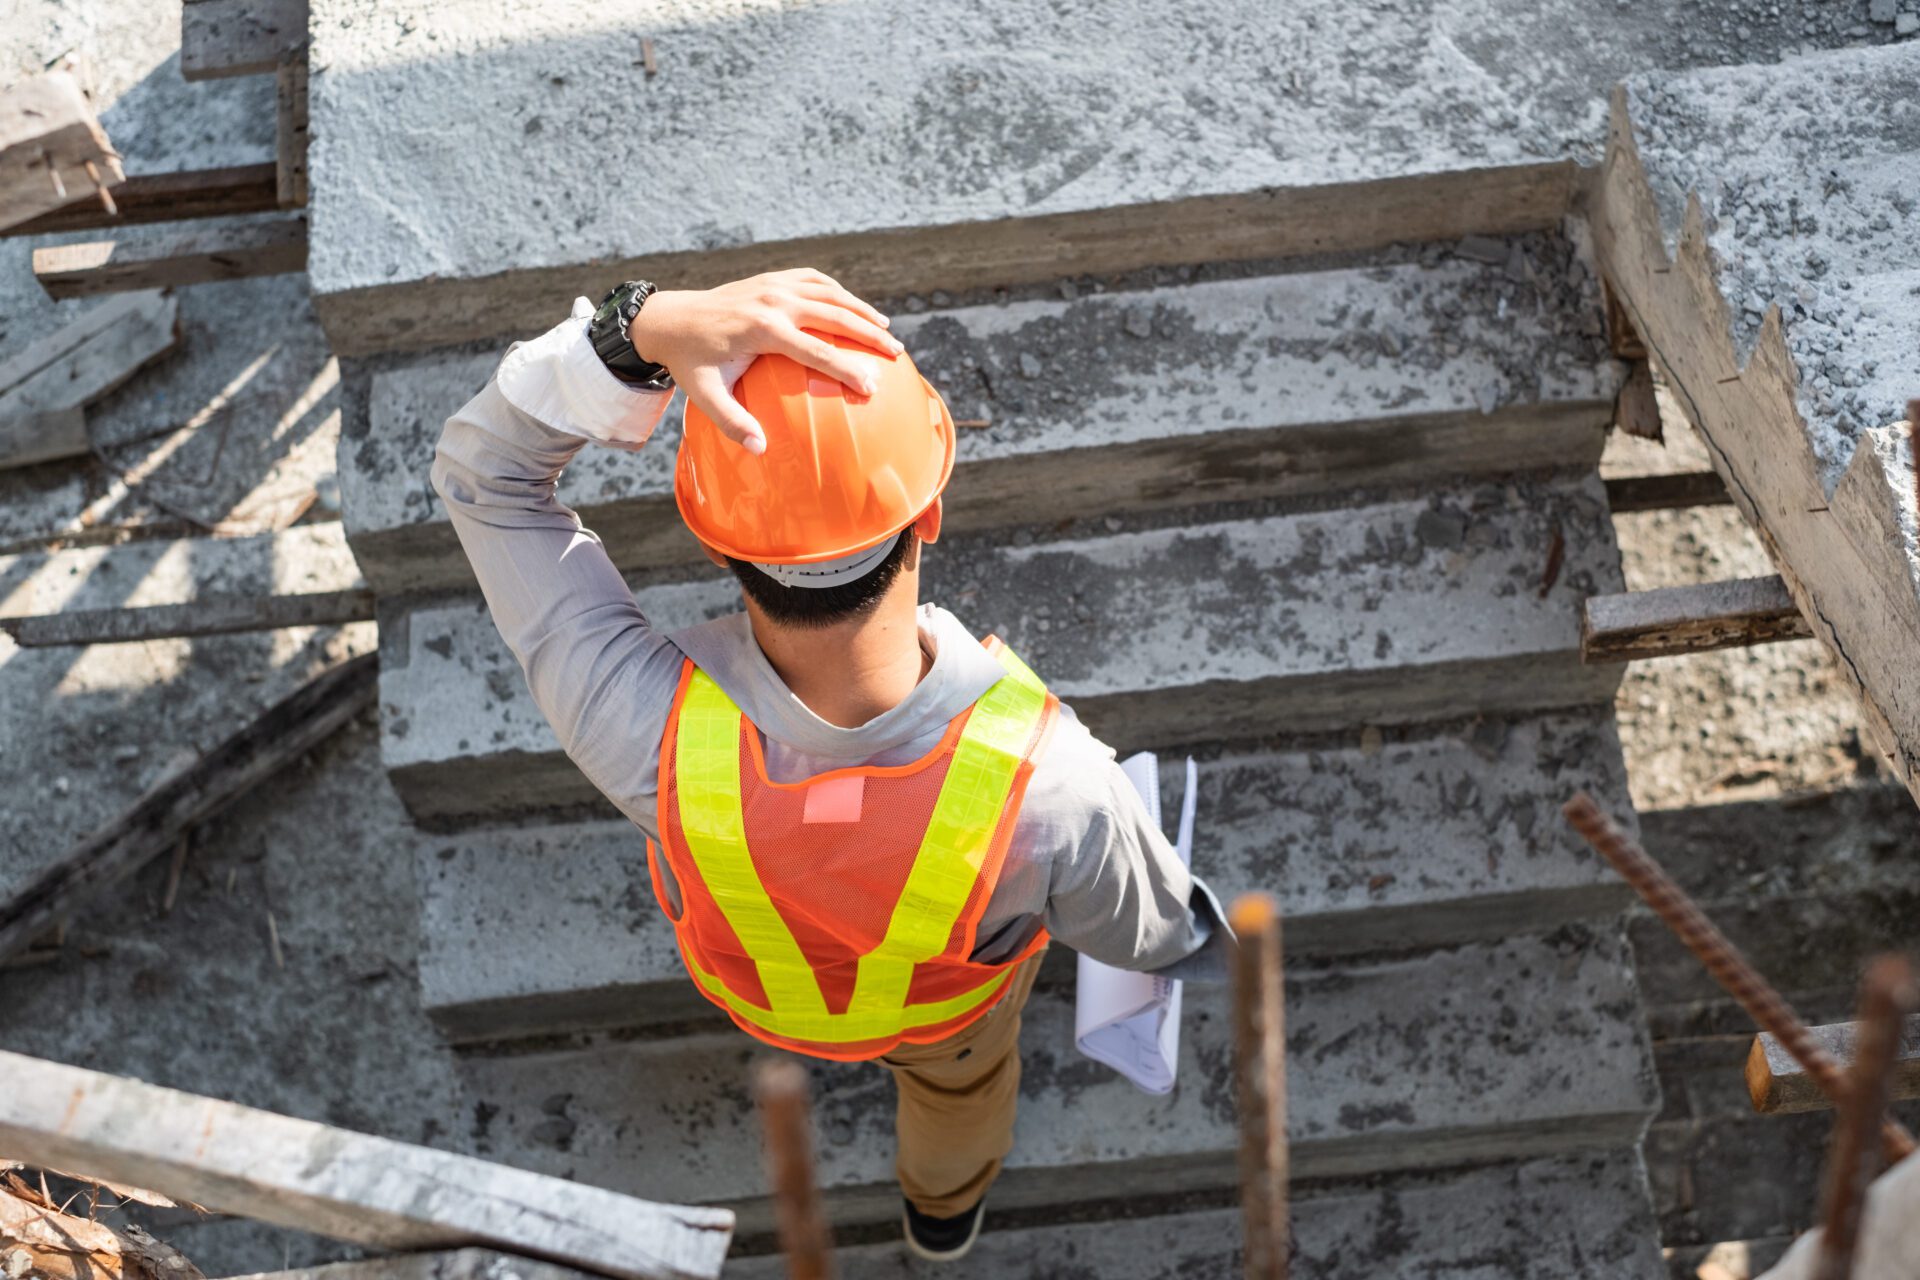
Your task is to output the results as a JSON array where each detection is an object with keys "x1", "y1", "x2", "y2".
[{"x1": 902, "y1": 1204, "x2": 984, "y2": 1263}]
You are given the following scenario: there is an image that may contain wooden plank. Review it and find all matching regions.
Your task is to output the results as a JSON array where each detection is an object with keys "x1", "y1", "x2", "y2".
[
  {"x1": 0, "y1": 164, "x2": 279, "y2": 237},
  {"x1": 181, "y1": 0, "x2": 309, "y2": 81},
  {"x1": 1590, "y1": 85, "x2": 1920, "y2": 807},
  {"x1": 0, "y1": 1049, "x2": 733, "y2": 1280},
  {"x1": 1746, "y1": 1014, "x2": 1920, "y2": 1116},
  {"x1": 1581, "y1": 575, "x2": 1813, "y2": 663},
  {"x1": 0, "y1": 589, "x2": 373, "y2": 646},
  {"x1": 33, "y1": 220, "x2": 306, "y2": 300},
  {"x1": 0, "y1": 653, "x2": 376, "y2": 964},
  {"x1": 0, "y1": 291, "x2": 179, "y2": 470},
  {"x1": 276, "y1": 56, "x2": 310, "y2": 208},
  {"x1": 218, "y1": 1250, "x2": 601, "y2": 1280},
  {"x1": 0, "y1": 71, "x2": 123, "y2": 232},
  {"x1": 1602, "y1": 470, "x2": 1732, "y2": 513}
]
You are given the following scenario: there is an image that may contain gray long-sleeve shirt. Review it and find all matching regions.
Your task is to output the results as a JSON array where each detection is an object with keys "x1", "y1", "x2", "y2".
[{"x1": 430, "y1": 299, "x2": 1228, "y2": 981}]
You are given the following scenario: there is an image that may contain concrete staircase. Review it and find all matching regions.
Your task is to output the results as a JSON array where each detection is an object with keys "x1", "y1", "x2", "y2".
[{"x1": 330, "y1": 228, "x2": 1673, "y2": 1272}]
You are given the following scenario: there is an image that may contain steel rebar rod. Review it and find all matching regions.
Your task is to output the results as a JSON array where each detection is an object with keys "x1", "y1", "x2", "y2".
[
  {"x1": 753, "y1": 1059, "x2": 834, "y2": 1280},
  {"x1": 1561, "y1": 792, "x2": 1916, "y2": 1162},
  {"x1": 1814, "y1": 954, "x2": 1919, "y2": 1280},
  {"x1": 1230, "y1": 892, "x2": 1290, "y2": 1280}
]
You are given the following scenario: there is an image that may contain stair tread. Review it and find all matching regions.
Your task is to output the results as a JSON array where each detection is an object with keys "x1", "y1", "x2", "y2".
[
  {"x1": 343, "y1": 258, "x2": 1617, "y2": 593},
  {"x1": 379, "y1": 475, "x2": 1624, "y2": 823},
  {"x1": 418, "y1": 708, "x2": 1638, "y2": 1042},
  {"x1": 454, "y1": 926, "x2": 1658, "y2": 1233}
]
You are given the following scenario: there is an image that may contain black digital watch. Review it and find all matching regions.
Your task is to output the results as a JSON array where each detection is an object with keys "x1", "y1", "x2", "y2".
[{"x1": 589, "y1": 280, "x2": 674, "y2": 389}]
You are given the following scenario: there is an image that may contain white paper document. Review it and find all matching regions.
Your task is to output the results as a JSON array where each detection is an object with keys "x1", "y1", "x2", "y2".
[{"x1": 1073, "y1": 751, "x2": 1197, "y2": 1095}]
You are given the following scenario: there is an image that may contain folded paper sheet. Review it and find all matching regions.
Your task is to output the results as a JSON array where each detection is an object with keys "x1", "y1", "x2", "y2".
[{"x1": 1073, "y1": 752, "x2": 1197, "y2": 1095}]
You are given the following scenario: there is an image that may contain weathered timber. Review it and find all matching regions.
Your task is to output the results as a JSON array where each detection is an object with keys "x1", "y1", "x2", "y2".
[
  {"x1": 0, "y1": 291, "x2": 179, "y2": 470},
  {"x1": 0, "y1": 1050, "x2": 733, "y2": 1280},
  {"x1": 1590, "y1": 63, "x2": 1920, "y2": 808},
  {"x1": 0, "y1": 589, "x2": 375, "y2": 647},
  {"x1": 1614, "y1": 360, "x2": 1662, "y2": 440},
  {"x1": 217, "y1": 1252, "x2": 601, "y2": 1280},
  {"x1": 0, "y1": 72, "x2": 123, "y2": 232},
  {"x1": 0, "y1": 654, "x2": 375, "y2": 963},
  {"x1": 0, "y1": 164, "x2": 280, "y2": 237},
  {"x1": 34, "y1": 220, "x2": 307, "y2": 300},
  {"x1": 1581, "y1": 575, "x2": 1812, "y2": 663},
  {"x1": 1746, "y1": 1014, "x2": 1920, "y2": 1116},
  {"x1": 276, "y1": 56, "x2": 309, "y2": 208},
  {"x1": 1603, "y1": 470, "x2": 1732, "y2": 513},
  {"x1": 182, "y1": 0, "x2": 310, "y2": 81},
  {"x1": 313, "y1": 163, "x2": 1576, "y2": 356}
]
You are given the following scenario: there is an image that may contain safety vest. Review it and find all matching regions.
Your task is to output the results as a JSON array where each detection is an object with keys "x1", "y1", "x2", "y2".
[{"x1": 646, "y1": 637, "x2": 1060, "y2": 1061}]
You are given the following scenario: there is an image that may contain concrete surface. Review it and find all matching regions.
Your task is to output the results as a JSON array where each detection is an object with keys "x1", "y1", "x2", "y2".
[
  {"x1": 379, "y1": 475, "x2": 1625, "y2": 821},
  {"x1": 415, "y1": 708, "x2": 1638, "y2": 1042},
  {"x1": 304, "y1": 0, "x2": 1916, "y2": 353},
  {"x1": 1621, "y1": 41, "x2": 1920, "y2": 490},
  {"x1": 0, "y1": 522, "x2": 369, "y2": 894},
  {"x1": 454, "y1": 925, "x2": 1657, "y2": 1235},
  {"x1": 342, "y1": 246, "x2": 1619, "y2": 592},
  {"x1": 722, "y1": 1151, "x2": 1664, "y2": 1278}
]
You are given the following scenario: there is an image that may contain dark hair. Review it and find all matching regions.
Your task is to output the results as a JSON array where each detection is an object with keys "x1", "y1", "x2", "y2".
[{"x1": 727, "y1": 532, "x2": 916, "y2": 628}]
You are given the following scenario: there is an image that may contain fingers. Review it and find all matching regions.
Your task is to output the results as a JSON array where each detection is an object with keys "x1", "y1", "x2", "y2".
[
  {"x1": 790, "y1": 300, "x2": 903, "y2": 357},
  {"x1": 768, "y1": 324, "x2": 881, "y2": 395},
  {"x1": 797, "y1": 279, "x2": 890, "y2": 329},
  {"x1": 682, "y1": 366, "x2": 767, "y2": 454}
]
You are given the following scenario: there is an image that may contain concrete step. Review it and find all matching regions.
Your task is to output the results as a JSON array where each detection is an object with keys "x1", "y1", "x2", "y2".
[
  {"x1": 453, "y1": 924, "x2": 1658, "y2": 1236},
  {"x1": 722, "y1": 1150, "x2": 1664, "y2": 1278},
  {"x1": 379, "y1": 473, "x2": 1625, "y2": 823},
  {"x1": 418, "y1": 708, "x2": 1636, "y2": 1043},
  {"x1": 341, "y1": 253, "x2": 1618, "y2": 594},
  {"x1": 303, "y1": 0, "x2": 1893, "y2": 354}
]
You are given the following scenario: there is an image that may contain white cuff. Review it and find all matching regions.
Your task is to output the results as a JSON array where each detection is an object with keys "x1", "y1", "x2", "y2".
[{"x1": 494, "y1": 296, "x2": 672, "y2": 447}]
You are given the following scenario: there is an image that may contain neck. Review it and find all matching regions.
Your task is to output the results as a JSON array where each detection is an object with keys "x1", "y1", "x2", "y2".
[{"x1": 748, "y1": 588, "x2": 929, "y2": 729}]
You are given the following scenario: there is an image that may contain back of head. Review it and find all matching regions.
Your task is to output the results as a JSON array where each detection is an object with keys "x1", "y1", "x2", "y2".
[{"x1": 677, "y1": 336, "x2": 954, "y2": 627}]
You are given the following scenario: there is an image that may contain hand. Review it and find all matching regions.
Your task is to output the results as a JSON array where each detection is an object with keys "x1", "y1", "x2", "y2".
[{"x1": 628, "y1": 268, "x2": 902, "y2": 455}]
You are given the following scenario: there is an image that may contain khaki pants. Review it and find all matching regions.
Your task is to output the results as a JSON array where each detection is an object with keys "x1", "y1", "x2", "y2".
[{"x1": 875, "y1": 948, "x2": 1047, "y2": 1219}]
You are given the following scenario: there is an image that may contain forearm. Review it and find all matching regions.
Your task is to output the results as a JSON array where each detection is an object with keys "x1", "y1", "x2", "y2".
[{"x1": 430, "y1": 308, "x2": 682, "y2": 816}]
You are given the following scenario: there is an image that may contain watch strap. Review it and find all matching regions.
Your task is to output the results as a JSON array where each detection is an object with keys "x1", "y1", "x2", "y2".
[{"x1": 590, "y1": 281, "x2": 673, "y2": 389}]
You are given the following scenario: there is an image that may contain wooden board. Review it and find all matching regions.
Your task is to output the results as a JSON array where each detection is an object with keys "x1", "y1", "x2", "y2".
[
  {"x1": 0, "y1": 164, "x2": 279, "y2": 237},
  {"x1": 0, "y1": 1049, "x2": 733, "y2": 1280},
  {"x1": 1602, "y1": 471, "x2": 1731, "y2": 513},
  {"x1": 0, "y1": 71, "x2": 124, "y2": 232},
  {"x1": 1589, "y1": 87, "x2": 1920, "y2": 806},
  {"x1": 276, "y1": 56, "x2": 310, "y2": 208},
  {"x1": 1746, "y1": 1014, "x2": 1920, "y2": 1115},
  {"x1": 221, "y1": 1250, "x2": 598, "y2": 1280},
  {"x1": 0, "y1": 589, "x2": 374, "y2": 646},
  {"x1": 0, "y1": 654, "x2": 375, "y2": 963},
  {"x1": 1581, "y1": 575, "x2": 1813, "y2": 663},
  {"x1": 0, "y1": 291, "x2": 179, "y2": 470},
  {"x1": 182, "y1": 0, "x2": 309, "y2": 81},
  {"x1": 33, "y1": 220, "x2": 307, "y2": 300}
]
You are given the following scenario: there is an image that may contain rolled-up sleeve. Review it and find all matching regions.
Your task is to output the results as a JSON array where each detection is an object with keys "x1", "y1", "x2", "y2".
[{"x1": 429, "y1": 303, "x2": 686, "y2": 829}]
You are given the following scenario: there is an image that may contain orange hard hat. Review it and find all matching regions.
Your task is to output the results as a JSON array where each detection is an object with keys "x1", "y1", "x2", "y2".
[{"x1": 676, "y1": 335, "x2": 955, "y2": 564}]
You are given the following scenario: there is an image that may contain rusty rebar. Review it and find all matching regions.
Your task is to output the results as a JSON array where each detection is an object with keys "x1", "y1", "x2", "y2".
[
  {"x1": 1814, "y1": 955, "x2": 1919, "y2": 1280},
  {"x1": 1230, "y1": 892, "x2": 1289, "y2": 1280},
  {"x1": 1561, "y1": 792, "x2": 1916, "y2": 1163},
  {"x1": 753, "y1": 1059, "x2": 834, "y2": 1280}
]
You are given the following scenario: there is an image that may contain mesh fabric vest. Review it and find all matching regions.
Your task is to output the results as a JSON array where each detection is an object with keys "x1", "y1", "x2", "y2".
[{"x1": 647, "y1": 637, "x2": 1059, "y2": 1061}]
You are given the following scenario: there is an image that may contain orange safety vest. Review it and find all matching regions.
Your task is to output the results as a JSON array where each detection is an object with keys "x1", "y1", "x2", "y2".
[{"x1": 646, "y1": 637, "x2": 1059, "y2": 1061}]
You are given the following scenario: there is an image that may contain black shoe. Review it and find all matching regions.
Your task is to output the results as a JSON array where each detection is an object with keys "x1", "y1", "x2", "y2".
[{"x1": 902, "y1": 1197, "x2": 985, "y2": 1262}]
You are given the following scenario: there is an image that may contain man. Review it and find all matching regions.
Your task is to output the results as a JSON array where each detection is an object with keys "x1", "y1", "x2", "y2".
[{"x1": 433, "y1": 269, "x2": 1229, "y2": 1262}]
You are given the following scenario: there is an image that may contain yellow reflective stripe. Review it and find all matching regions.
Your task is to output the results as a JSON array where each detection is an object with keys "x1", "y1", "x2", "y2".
[
  {"x1": 673, "y1": 647, "x2": 1046, "y2": 1044},
  {"x1": 845, "y1": 644, "x2": 1048, "y2": 1016},
  {"x1": 687, "y1": 958, "x2": 1012, "y2": 1045},
  {"x1": 675, "y1": 669, "x2": 828, "y2": 1022}
]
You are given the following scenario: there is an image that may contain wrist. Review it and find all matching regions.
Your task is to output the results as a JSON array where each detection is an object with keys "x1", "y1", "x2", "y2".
[{"x1": 627, "y1": 289, "x2": 681, "y2": 367}]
